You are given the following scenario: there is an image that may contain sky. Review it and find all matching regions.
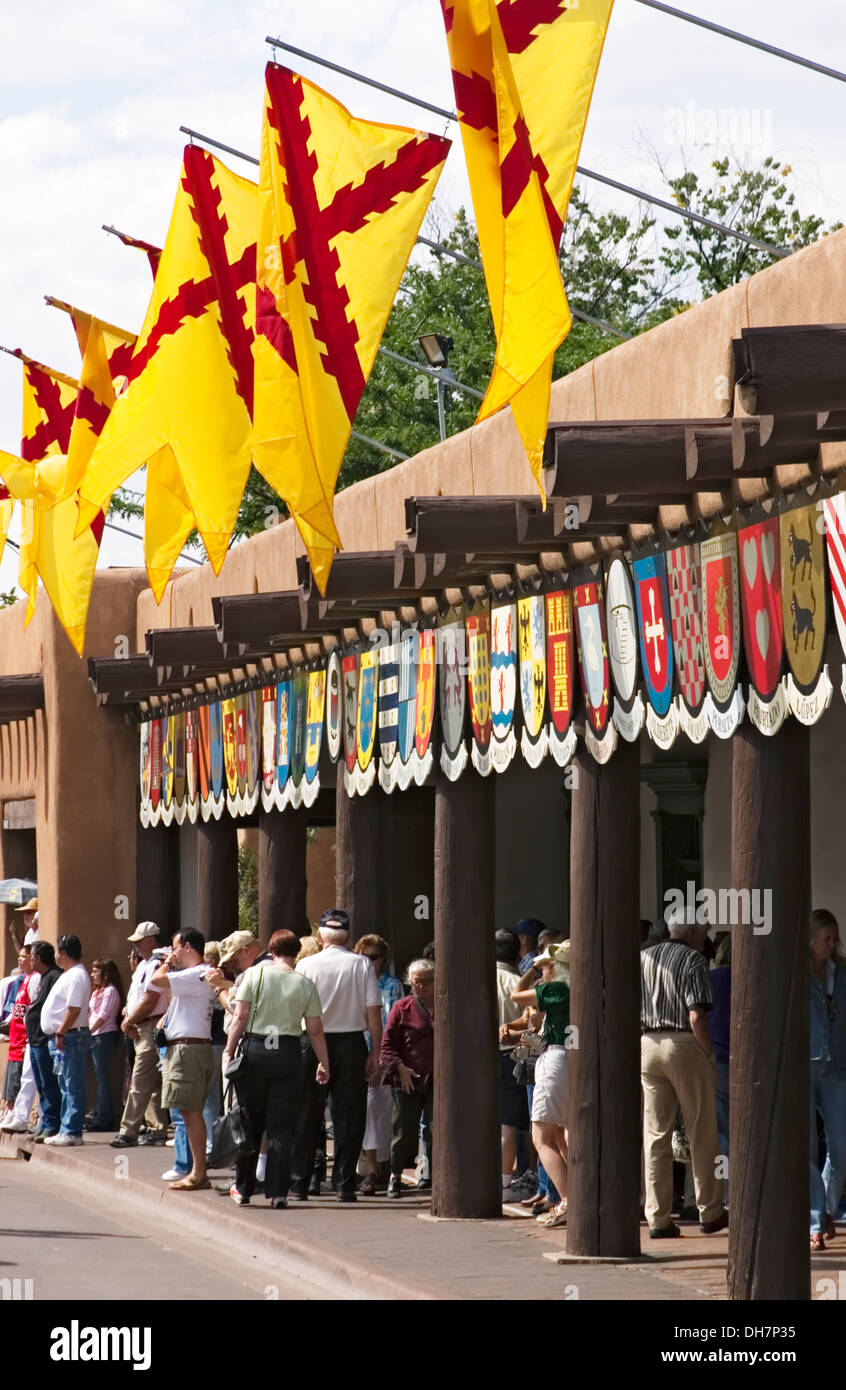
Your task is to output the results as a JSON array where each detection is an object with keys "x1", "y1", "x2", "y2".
[{"x1": 1, "y1": 0, "x2": 845, "y2": 594}]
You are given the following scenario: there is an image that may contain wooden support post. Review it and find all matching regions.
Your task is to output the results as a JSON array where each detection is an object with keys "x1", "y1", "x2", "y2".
[
  {"x1": 432, "y1": 771, "x2": 500, "y2": 1219},
  {"x1": 135, "y1": 823, "x2": 180, "y2": 942},
  {"x1": 728, "y1": 720, "x2": 810, "y2": 1300},
  {"x1": 335, "y1": 778, "x2": 391, "y2": 942},
  {"x1": 568, "y1": 739, "x2": 641, "y2": 1257},
  {"x1": 196, "y1": 818, "x2": 239, "y2": 943},
  {"x1": 258, "y1": 805, "x2": 307, "y2": 943}
]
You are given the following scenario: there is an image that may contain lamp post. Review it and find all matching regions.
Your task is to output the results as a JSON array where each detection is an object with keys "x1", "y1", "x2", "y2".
[{"x1": 417, "y1": 333, "x2": 454, "y2": 443}]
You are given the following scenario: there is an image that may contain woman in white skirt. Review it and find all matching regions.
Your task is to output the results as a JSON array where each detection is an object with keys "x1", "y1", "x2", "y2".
[{"x1": 512, "y1": 941, "x2": 571, "y2": 1229}]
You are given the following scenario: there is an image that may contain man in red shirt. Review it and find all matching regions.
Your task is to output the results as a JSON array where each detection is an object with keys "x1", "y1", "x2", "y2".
[{"x1": 1, "y1": 947, "x2": 35, "y2": 1112}]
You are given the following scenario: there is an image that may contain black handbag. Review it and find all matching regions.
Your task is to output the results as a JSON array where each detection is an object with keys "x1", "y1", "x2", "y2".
[
  {"x1": 207, "y1": 1083, "x2": 255, "y2": 1168},
  {"x1": 223, "y1": 968, "x2": 264, "y2": 1079}
]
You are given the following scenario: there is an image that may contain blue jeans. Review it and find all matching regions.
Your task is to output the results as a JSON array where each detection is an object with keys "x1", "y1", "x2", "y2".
[
  {"x1": 527, "y1": 1084, "x2": 559, "y2": 1203},
  {"x1": 49, "y1": 1029, "x2": 90, "y2": 1137},
  {"x1": 30, "y1": 1043, "x2": 62, "y2": 1134},
  {"x1": 89, "y1": 1031, "x2": 120, "y2": 1128},
  {"x1": 810, "y1": 1062, "x2": 846, "y2": 1234},
  {"x1": 715, "y1": 1060, "x2": 730, "y2": 1165}
]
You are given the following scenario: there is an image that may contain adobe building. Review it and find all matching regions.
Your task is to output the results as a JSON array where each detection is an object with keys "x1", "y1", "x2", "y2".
[{"x1": 4, "y1": 226, "x2": 846, "y2": 1296}]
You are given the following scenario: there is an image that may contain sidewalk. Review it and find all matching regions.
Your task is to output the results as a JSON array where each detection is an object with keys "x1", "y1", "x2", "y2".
[{"x1": 2, "y1": 1130, "x2": 832, "y2": 1300}]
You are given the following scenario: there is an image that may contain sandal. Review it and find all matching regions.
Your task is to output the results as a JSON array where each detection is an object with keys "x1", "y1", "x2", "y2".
[
  {"x1": 537, "y1": 1202, "x2": 568, "y2": 1228},
  {"x1": 810, "y1": 1233, "x2": 826, "y2": 1252},
  {"x1": 520, "y1": 1193, "x2": 542, "y2": 1209},
  {"x1": 169, "y1": 1175, "x2": 211, "y2": 1191}
]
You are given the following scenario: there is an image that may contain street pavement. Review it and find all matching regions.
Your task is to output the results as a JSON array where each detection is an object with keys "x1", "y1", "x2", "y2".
[{"x1": 0, "y1": 1158, "x2": 326, "y2": 1301}]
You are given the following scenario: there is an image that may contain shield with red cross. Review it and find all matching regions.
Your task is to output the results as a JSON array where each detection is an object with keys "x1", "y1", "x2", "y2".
[{"x1": 633, "y1": 552, "x2": 674, "y2": 718}]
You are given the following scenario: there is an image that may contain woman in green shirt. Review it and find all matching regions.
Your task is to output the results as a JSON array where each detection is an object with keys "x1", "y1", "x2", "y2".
[
  {"x1": 224, "y1": 930, "x2": 329, "y2": 1208},
  {"x1": 512, "y1": 941, "x2": 571, "y2": 1229}
]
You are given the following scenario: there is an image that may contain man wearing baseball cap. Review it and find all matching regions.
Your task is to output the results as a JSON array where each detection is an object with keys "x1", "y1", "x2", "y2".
[
  {"x1": 111, "y1": 922, "x2": 168, "y2": 1148},
  {"x1": 291, "y1": 909, "x2": 382, "y2": 1202}
]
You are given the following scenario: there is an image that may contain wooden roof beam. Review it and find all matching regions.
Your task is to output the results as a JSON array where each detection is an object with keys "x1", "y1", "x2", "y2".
[
  {"x1": 0, "y1": 675, "x2": 44, "y2": 714},
  {"x1": 733, "y1": 325, "x2": 846, "y2": 416}
]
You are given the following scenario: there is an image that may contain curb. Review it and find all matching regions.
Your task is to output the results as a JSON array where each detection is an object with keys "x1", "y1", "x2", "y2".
[{"x1": 12, "y1": 1135, "x2": 450, "y2": 1302}]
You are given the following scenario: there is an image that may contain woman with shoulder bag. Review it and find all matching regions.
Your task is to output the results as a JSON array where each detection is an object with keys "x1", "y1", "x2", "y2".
[{"x1": 223, "y1": 930, "x2": 329, "y2": 1208}]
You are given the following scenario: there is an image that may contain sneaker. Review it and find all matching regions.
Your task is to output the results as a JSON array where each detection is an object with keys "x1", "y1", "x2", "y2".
[
  {"x1": 110, "y1": 1134, "x2": 138, "y2": 1148},
  {"x1": 229, "y1": 1184, "x2": 249, "y2": 1206},
  {"x1": 387, "y1": 1175, "x2": 402, "y2": 1199},
  {"x1": 0, "y1": 1119, "x2": 29, "y2": 1134},
  {"x1": 358, "y1": 1174, "x2": 377, "y2": 1197},
  {"x1": 511, "y1": 1170, "x2": 538, "y2": 1197},
  {"x1": 44, "y1": 1134, "x2": 83, "y2": 1147},
  {"x1": 270, "y1": 1196, "x2": 287, "y2": 1209},
  {"x1": 161, "y1": 1168, "x2": 189, "y2": 1182},
  {"x1": 138, "y1": 1132, "x2": 167, "y2": 1147}
]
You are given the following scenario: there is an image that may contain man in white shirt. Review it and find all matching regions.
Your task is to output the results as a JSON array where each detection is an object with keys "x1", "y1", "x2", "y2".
[
  {"x1": 111, "y1": 922, "x2": 169, "y2": 1148},
  {"x1": 9, "y1": 898, "x2": 39, "y2": 953},
  {"x1": 152, "y1": 928, "x2": 216, "y2": 1191},
  {"x1": 41, "y1": 934, "x2": 91, "y2": 1146},
  {"x1": 292, "y1": 909, "x2": 382, "y2": 1202}
]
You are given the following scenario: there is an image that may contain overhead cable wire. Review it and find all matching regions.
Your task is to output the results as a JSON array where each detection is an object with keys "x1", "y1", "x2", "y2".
[{"x1": 633, "y1": 0, "x2": 846, "y2": 86}]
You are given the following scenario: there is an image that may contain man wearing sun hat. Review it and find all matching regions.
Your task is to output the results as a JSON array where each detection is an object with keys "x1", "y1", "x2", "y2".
[
  {"x1": 9, "y1": 898, "x2": 39, "y2": 953},
  {"x1": 111, "y1": 921, "x2": 169, "y2": 1148}
]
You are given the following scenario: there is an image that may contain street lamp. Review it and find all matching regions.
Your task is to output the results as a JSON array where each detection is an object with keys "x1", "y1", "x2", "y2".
[{"x1": 416, "y1": 333, "x2": 455, "y2": 442}]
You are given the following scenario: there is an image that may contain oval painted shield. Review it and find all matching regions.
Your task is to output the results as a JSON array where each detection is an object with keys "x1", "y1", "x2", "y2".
[
  {"x1": 150, "y1": 717, "x2": 162, "y2": 811},
  {"x1": 162, "y1": 713, "x2": 175, "y2": 809},
  {"x1": 209, "y1": 701, "x2": 224, "y2": 800},
  {"x1": 185, "y1": 709, "x2": 198, "y2": 805},
  {"x1": 140, "y1": 720, "x2": 152, "y2": 805},
  {"x1": 605, "y1": 557, "x2": 638, "y2": 708},
  {"x1": 378, "y1": 644, "x2": 399, "y2": 766},
  {"x1": 235, "y1": 695, "x2": 248, "y2": 797},
  {"x1": 197, "y1": 705, "x2": 211, "y2": 803},
  {"x1": 701, "y1": 531, "x2": 741, "y2": 708},
  {"x1": 738, "y1": 517, "x2": 783, "y2": 701},
  {"x1": 305, "y1": 668, "x2": 326, "y2": 784},
  {"x1": 342, "y1": 654, "x2": 359, "y2": 774},
  {"x1": 666, "y1": 542, "x2": 706, "y2": 716},
  {"x1": 439, "y1": 618, "x2": 466, "y2": 757},
  {"x1": 290, "y1": 672, "x2": 308, "y2": 786},
  {"x1": 222, "y1": 696, "x2": 238, "y2": 798},
  {"x1": 245, "y1": 689, "x2": 260, "y2": 797},
  {"x1": 357, "y1": 649, "x2": 378, "y2": 771},
  {"x1": 262, "y1": 686, "x2": 277, "y2": 792},
  {"x1": 466, "y1": 605, "x2": 492, "y2": 750},
  {"x1": 173, "y1": 711, "x2": 186, "y2": 806},
  {"x1": 574, "y1": 580, "x2": 611, "y2": 736},
  {"x1": 325, "y1": 650, "x2": 342, "y2": 763},
  {"x1": 276, "y1": 680, "x2": 291, "y2": 791},
  {"x1": 398, "y1": 632, "x2": 419, "y2": 764},
  {"x1": 518, "y1": 595, "x2": 546, "y2": 739},
  {"x1": 824, "y1": 494, "x2": 846, "y2": 659},
  {"x1": 633, "y1": 552, "x2": 674, "y2": 718},
  {"x1": 490, "y1": 603, "x2": 517, "y2": 741},
  {"x1": 545, "y1": 589, "x2": 574, "y2": 736},
  {"x1": 780, "y1": 502, "x2": 827, "y2": 693},
  {"x1": 415, "y1": 629, "x2": 436, "y2": 759}
]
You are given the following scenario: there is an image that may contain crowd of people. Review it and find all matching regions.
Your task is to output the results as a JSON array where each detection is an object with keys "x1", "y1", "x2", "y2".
[{"x1": 1, "y1": 895, "x2": 844, "y2": 1243}]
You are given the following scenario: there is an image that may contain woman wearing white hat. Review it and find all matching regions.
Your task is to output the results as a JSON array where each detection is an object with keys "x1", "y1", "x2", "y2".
[{"x1": 511, "y1": 941, "x2": 571, "y2": 1229}]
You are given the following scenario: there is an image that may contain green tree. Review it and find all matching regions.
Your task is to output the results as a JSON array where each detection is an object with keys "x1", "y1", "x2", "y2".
[
  {"x1": 237, "y1": 843, "x2": 259, "y2": 937},
  {"x1": 658, "y1": 155, "x2": 839, "y2": 298}
]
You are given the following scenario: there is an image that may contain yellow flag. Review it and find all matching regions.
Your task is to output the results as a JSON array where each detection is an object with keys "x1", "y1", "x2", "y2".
[
  {"x1": 78, "y1": 146, "x2": 257, "y2": 573},
  {"x1": 254, "y1": 64, "x2": 450, "y2": 592},
  {"x1": 0, "y1": 355, "x2": 106, "y2": 652},
  {"x1": 441, "y1": 0, "x2": 614, "y2": 490}
]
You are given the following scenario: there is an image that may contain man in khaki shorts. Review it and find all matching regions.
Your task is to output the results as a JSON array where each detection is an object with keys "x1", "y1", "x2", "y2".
[{"x1": 151, "y1": 928, "x2": 216, "y2": 1191}]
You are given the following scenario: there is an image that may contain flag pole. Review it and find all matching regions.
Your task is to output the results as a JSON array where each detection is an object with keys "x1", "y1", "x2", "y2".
[{"x1": 263, "y1": 34, "x2": 790, "y2": 259}]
